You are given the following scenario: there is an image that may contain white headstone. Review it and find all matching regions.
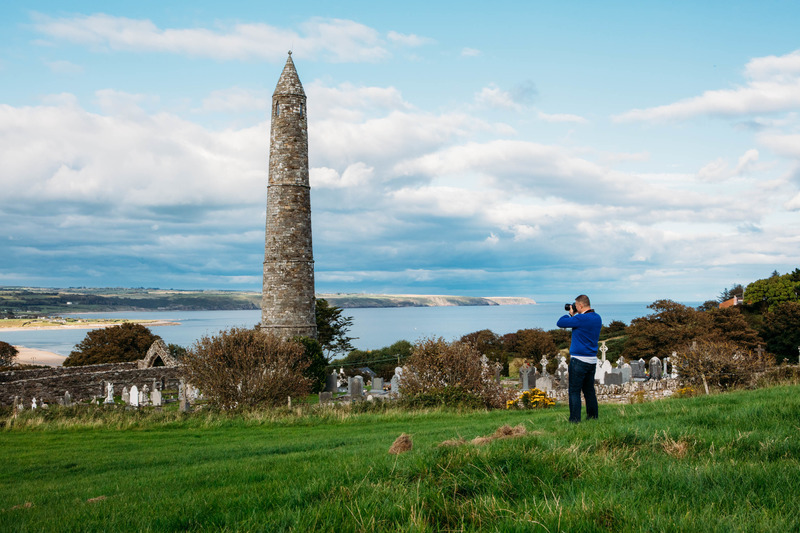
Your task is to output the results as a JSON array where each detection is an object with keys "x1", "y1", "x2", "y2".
[
  {"x1": 130, "y1": 385, "x2": 139, "y2": 407},
  {"x1": 104, "y1": 382, "x2": 115, "y2": 404},
  {"x1": 151, "y1": 388, "x2": 162, "y2": 407},
  {"x1": 391, "y1": 373, "x2": 401, "y2": 397},
  {"x1": 31, "y1": 397, "x2": 37, "y2": 409}
]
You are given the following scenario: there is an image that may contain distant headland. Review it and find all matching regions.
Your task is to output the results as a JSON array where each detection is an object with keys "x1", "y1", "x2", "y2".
[{"x1": 0, "y1": 287, "x2": 535, "y2": 313}]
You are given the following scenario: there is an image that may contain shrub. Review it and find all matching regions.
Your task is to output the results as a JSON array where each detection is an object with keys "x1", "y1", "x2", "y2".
[
  {"x1": 672, "y1": 339, "x2": 773, "y2": 390},
  {"x1": 63, "y1": 323, "x2": 160, "y2": 366},
  {"x1": 0, "y1": 341, "x2": 18, "y2": 366},
  {"x1": 400, "y1": 337, "x2": 515, "y2": 409},
  {"x1": 506, "y1": 388, "x2": 556, "y2": 410},
  {"x1": 183, "y1": 327, "x2": 311, "y2": 409}
]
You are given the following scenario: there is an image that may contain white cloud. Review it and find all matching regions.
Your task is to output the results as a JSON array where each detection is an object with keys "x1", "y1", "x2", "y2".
[
  {"x1": 386, "y1": 31, "x2": 435, "y2": 47},
  {"x1": 615, "y1": 49, "x2": 800, "y2": 122},
  {"x1": 474, "y1": 84, "x2": 522, "y2": 110},
  {"x1": 45, "y1": 59, "x2": 84, "y2": 74},
  {"x1": 461, "y1": 47, "x2": 482, "y2": 57},
  {"x1": 310, "y1": 162, "x2": 374, "y2": 188},
  {"x1": 31, "y1": 13, "x2": 393, "y2": 62},
  {"x1": 536, "y1": 110, "x2": 588, "y2": 124}
]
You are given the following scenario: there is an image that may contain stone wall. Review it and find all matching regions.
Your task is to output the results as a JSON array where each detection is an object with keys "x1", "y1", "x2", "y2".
[
  {"x1": 549, "y1": 378, "x2": 681, "y2": 403},
  {"x1": 0, "y1": 363, "x2": 181, "y2": 406}
]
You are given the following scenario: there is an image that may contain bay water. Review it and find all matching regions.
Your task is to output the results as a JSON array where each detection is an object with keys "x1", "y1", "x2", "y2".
[{"x1": 1, "y1": 302, "x2": 665, "y2": 357}]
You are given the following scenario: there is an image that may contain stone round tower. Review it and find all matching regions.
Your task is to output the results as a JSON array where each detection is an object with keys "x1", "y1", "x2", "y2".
[{"x1": 260, "y1": 52, "x2": 317, "y2": 339}]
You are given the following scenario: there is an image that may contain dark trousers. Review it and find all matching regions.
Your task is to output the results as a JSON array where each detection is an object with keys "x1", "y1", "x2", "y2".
[{"x1": 568, "y1": 358, "x2": 598, "y2": 423}]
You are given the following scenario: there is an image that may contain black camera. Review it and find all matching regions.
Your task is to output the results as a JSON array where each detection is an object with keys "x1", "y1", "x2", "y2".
[{"x1": 564, "y1": 303, "x2": 577, "y2": 314}]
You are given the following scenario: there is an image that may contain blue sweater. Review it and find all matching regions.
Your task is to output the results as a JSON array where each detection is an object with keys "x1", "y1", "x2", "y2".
[{"x1": 557, "y1": 311, "x2": 602, "y2": 359}]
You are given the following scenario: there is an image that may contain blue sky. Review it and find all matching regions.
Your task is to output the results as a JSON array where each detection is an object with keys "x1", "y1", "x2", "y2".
[{"x1": 1, "y1": 1, "x2": 799, "y2": 303}]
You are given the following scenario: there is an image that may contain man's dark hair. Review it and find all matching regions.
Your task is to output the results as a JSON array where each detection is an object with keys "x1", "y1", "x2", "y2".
[{"x1": 576, "y1": 294, "x2": 591, "y2": 307}]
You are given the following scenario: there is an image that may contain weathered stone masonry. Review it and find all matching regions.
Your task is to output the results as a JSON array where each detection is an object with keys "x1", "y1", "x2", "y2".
[{"x1": 261, "y1": 52, "x2": 317, "y2": 339}]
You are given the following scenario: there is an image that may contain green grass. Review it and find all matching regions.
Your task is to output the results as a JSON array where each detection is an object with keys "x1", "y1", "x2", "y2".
[{"x1": 2, "y1": 386, "x2": 799, "y2": 532}]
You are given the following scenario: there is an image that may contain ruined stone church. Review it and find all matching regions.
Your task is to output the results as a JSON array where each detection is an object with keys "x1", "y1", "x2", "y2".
[{"x1": 260, "y1": 53, "x2": 317, "y2": 339}]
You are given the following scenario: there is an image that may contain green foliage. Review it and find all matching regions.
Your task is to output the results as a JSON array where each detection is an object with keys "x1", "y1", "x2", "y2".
[
  {"x1": 183, "y1": 327, "x2": 311, "y2": 409},
  {"x1": 760, "y1": 301, "x2": 800, "y2": 363},
  {"x1": 696, "y1": 300, "x2": 719, "y2": 312},
  {"x1": 167, "y1": 344, "x2": 187, "y2": 361},
  {"x1": 717, "y1": 283, "x2": 744, "y2": 303},
  {"x1": 293, "y1": 336, "x2": 327, "y2": 393},
  {"x1": 600, "y1": 320, "x2": 628, "y2": 339},
  {"x1": 0, "y1": 340, "x2": 18, "y2": 366},
  {"x1": 63, "y1": 323, "x2": 160, "y2": 366},
  {"x1": 315, "y1": 298, "x2": 355, "y2": 359},
  {"x1": 398, "y1": 386, "x2": 485, "y2": 409},
  {"x1": 335, "y1": 340, "x2": 412, "y2": 380},
  {"x1": 547, "y1": 327, "x2": 571, "y2": 349},
  {"x1": 744, "y1": 271, "x2": 800, "y2": 311}
]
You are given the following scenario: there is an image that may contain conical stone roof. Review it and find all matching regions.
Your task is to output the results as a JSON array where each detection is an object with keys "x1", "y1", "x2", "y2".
[{"x1": 273, "y1": 52, "x2": 305, "y2": 97}]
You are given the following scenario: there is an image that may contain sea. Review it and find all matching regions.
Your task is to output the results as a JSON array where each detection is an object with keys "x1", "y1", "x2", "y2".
[{"x1": 1, "y1": 301, "x2": 675, "y2": 357}]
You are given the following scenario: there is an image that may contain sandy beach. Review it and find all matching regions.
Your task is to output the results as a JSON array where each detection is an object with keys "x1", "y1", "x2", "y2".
[
  {"x1": 13, "y1": 346, "x2": 68, "y2": 367},
  {"x1": 0, "y1": 320, "x2": 180, "y2": 332}
]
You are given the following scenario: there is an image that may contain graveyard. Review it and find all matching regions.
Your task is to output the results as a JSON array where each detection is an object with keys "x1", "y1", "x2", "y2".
[{"x1": 1, "y1": 382, "x2": 799, "y2": 531}]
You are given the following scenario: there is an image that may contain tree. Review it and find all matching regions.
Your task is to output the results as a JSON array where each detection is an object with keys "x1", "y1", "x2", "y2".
[
  {"x1": 335, "y1": 340, "x2": 413, "y2": 380},
  {"x1": 744, "y1": 272, "x2": 800, "y2": 312},
  {"x1": 293, "y1": 336, "x2": 328, "y2": 393},
  {"x1": 504, "y1": 328, "x2": 557, "y2": 367},
  {"x1": 697, "y1": 300, "x2": 719, "y2": 312},
  {"x1": 0, "y1": 341, "x2": 18, "y2": 366},
  {"x1": 600, "y1": 320, "x2": 628, "y2": 338},
  {"x1": 63, "y1": 323, "x2": 160, "y2": 366},
  {"x1": 760, "y1": 302, "x2": 800, "y2": 364},
  {"x1": 717, "y1": 284, "x2": 744, "y2": 303},
  {"x1": 622, "y1": 300, "x2": 762, "y2": 361},
  {"x1": 460, "y1": 329, "x2": 508, "y2": 372},
  {"x1": 315, "y1": 299, "x2": 355, "y2": 359},
  {"x1": 183, "y1": 327, "x2": 311, "y2": 409}
]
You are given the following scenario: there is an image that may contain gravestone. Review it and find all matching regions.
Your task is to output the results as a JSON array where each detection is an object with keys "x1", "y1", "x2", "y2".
[
  {"x1": 104, "y1": 382, "x2": 115, "y2": 404},
  {"x1": 604, "y1": 370, "x2": 624, "y2": 386},
  {"x1": 599, "y1": 342, "x2": 608, "y2": 361},
  {"x1": 391, "y1": 373, "x2": 401, "y2": 397},
  {"x1": 594, "y1": 362, "x2": 605, "y2": 384},
  {"x1": 631, "y1": 359, "x2": 647, "y2": 381},
  {"x1": 319, "y1": 391, "x2": 332, "y2": 404},
  {"x1": 372, "y1": 377, "x2": 384, "y2": 392},
  {"x1": 122, "y1": 386, "x2": 130, "y2": 404},
  {"x1": 620, "y1": 362, "x2": 632, "y2": 383},
  {"x1": 130, "y1": 385, "x2": 140, "y2": 407},
  {"x1": 537, "y1": 375, "x2": 553, "y2": 393},
  {"x1": 179, "y1": 379, "x2": 191, "y2": 412},
  {"x1": 349, "y1": 376, "x2": 364, "y2": 400},
  {"x1": 150, "y1": 381, "x2": 164, "y2": 407},
  {"x1": 519, "y1": 362, "x2": 533, "y2": 391},
  {"x1": 141, "y1": 385, "x2": 150, "y2": 406},
  {"x1": 63, "y1": 391, "x2": 72, "y2": 407},
  {"x1": 31, "y1": 398, "x2": 38, "y2": 409},
  {"x1": 649, "y1": 357, "x2": 663, "y2": 380},
  {"x1": 670, "y1": 352, "x2": 679, "y2": 378},
  {"x1": 325, "y1": 371, "x2": 338, "y2": 393},
  {"x1": 540, "y1": 355, "x2": 549, "y2": 377},
  {"x1": 13, "y1": 396, "x2": 21, "y2": 416}
]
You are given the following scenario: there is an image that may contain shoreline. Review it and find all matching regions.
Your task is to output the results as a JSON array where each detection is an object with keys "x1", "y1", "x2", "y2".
[
  {"x1": 11, "y1": 346, "x2": 68, "y2": 367},
  {"x1": 0, "y1": 320, "x2": 180, "y2": 332}
]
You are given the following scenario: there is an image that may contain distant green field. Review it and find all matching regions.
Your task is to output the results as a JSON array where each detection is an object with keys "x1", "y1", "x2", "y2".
[
  {"x1": 0, "y1": 287, "x2": 531, "y2": 314},
  {"x1": 2, "y1": 386, "x2": 798, "y2": 531}
]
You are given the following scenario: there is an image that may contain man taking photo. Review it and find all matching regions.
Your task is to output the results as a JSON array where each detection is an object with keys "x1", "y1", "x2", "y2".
[{"x1": 557, "y1": 294, "x2": 602, "y2": 423}]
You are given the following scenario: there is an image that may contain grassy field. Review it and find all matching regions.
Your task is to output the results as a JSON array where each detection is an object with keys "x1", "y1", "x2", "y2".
[{"x1": 1, "y1": 386, "x2": 799, "y2": 532}]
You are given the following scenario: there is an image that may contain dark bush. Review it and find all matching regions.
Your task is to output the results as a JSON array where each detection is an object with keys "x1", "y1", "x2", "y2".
[
  {"x1": 400, "y1": 337, "x2": 514, "y2": 409},
  {"x1": 672, "y1": 339, "x2": 773, "y2": 390},
  {"x1": 0, "y1": 340, "x2": 18, "y2": 366},
  {"x1": 63, "y1": 323, "x2": 160, "y2": 366},
  {"x1": 183, "y1": 327, "x2": 311, "y2": 409}
]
